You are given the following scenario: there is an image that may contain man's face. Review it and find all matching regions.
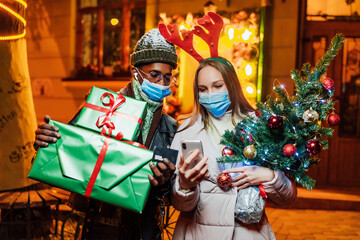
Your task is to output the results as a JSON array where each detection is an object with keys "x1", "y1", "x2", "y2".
[{"x1": 136, "y1": 63, "x2": 173, "y2": 86}]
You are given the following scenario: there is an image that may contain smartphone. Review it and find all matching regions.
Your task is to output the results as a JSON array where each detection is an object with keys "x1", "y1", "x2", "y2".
[{"x1": 181, "y1": 140, "x2": 204, "y2": 169}]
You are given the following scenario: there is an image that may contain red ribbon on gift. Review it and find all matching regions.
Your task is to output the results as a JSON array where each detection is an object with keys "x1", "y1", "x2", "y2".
[
  {"x1": 83, "y1": 92, "x2": 142, "y2": 140},
  {"x1": 84, "y1": 93, "x2": 147, "y2": 198},
  {"x1": 84, "y1": 137, "x2": 111, "y2": 198},
  {"x1": 84, "y1": 136, "x2": 147, "y2": 198},
  {"x1": 94, "y1": 92, "x2": 126, "y2": 139}
]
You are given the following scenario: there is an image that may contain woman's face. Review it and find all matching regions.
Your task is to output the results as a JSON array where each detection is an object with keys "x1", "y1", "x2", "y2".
[{"x1": 198, "y1": 66, "x2": 228, "y2": 94}]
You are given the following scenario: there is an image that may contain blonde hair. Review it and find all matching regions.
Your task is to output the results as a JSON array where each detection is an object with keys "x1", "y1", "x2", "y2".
[{"x1": 179, "y1": 58, "x2": 255, "y2": 131}]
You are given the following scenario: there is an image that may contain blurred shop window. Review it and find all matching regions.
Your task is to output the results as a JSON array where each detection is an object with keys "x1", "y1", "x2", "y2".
[
  {"x1": 159, "y1": 9, "x2": 262, "y2": 117},
  {"x1": 76, "y1": 0, "x2": 146, "y2": 79},
  {"x1": 306, "y1": 0, "x2": 360, "y2": 21},
  {"x1": 340, "y1": 37, "x2": 360, "y2": 137},
  {"x1": 311, "y1": 36, "x2": 360, "y2": 138},
  {"x1": 312, "y1": 37, "x2": 327, "y2": 64}
]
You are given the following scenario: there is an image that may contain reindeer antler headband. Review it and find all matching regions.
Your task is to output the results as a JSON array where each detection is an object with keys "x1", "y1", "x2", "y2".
[{"x1": 159, "y1": 12, "x2": 235, "y2": 73}]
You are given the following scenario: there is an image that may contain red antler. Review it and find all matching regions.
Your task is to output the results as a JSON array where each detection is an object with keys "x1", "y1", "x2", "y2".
[
  {"x1": 192, "y1": 12, "x2": 223, "y2": 58},
  {"x1": 159, "y1": 23, "x2": 204, "y2": 62}
]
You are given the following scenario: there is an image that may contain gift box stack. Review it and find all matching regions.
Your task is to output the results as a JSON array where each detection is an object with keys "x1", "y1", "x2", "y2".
[{"x1": 29, "y1": 87, "x2": 152, "y2": 213}]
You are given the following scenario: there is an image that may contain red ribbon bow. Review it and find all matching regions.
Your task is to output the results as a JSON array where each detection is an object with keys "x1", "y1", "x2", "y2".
[{"x1": 95, "y1": 92, "x2": 125, "y2": 140}]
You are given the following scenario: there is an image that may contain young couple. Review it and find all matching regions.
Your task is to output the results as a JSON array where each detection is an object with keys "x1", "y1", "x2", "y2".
[{"x1": 35, "y1": 21, "x2": 296, "y2": 240}]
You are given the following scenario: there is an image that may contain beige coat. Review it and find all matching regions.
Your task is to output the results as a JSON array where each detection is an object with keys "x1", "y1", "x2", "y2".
[{"x1": 170, "y1": 117, "x2": 297, "y2": 240}]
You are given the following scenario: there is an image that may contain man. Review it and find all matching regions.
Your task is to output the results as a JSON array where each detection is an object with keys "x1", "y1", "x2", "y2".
[{"x1": 34, "y1": 29, "x2": 178, "y2": 240}]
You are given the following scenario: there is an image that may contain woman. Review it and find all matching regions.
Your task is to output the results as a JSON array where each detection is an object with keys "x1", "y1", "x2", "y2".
[{"x1": 170, "y1": 58, "x2": 297, "y2": 239}]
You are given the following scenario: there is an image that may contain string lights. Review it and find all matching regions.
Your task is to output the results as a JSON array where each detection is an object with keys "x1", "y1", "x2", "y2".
[{"x1": 0, "y1": 0, "x2": 27, "y2": 41}]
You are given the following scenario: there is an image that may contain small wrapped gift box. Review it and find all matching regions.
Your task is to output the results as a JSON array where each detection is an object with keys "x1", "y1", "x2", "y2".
[
  {"x1": 28, "y1": 120, "x2": 153, "y2": 213},
  {"x1": 76, "y1": 86, "x2": 147, "y2": 141}
]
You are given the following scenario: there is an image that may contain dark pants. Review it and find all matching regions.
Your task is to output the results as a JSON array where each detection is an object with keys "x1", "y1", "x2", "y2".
[{"x1": 80, "y1": 199, "x2": 161, "y2": 240}]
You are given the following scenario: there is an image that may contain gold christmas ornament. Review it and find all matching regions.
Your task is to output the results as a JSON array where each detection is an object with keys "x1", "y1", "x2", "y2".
[
  {"x1": 243, "y1": 144, "x2": 257, "y2": 159},
  {"x1": 303, "y1": 107, "x2": 319, "y2": 122}
]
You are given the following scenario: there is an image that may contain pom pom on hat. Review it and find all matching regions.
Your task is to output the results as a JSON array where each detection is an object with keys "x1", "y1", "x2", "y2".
[{"x1": 130, "y1": 29, "x2": 178, "y2": 69}]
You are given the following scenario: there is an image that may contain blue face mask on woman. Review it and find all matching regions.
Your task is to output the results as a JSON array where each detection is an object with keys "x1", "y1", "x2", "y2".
[
  {"x1": 199, "y1": 90, "x2": 231, "y2": 117},
  {"x1": 134, "y1": 72, "x2": 172, "y2": 102}
]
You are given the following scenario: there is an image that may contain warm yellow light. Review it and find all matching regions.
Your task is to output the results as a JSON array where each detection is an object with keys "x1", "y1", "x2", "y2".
[
  {"x1": 0, "y1": 3, "x2": 26, "y2": 26},
  {"x1": 246, "y1": 85, "x2": 255, "y2": 95},
  {"x1": 110, "y1": 18, "x2": 119, "y2": 26},
  {"x1": 228, "y1": 27, "x2": 234, "y2": 40},
  {"x1": 16, "y1": 0, "x2": 27, "y2": 8},
  {"x1": 0, "y1": 30, "x2": 26, "y2": 41},
  {"x1": 242, "y1": 29, "x2": 252, "y2": 41},
  {"x1": 0, "y1": 2, "x2": 27, "y2": 40},
  {"x1": 179, "y1": 24, "x2": 186, "y2": 31},
  {"x1": 245, "y1": 64, "x2": 253, "y2": 76},
  {"x1": 243, "y1": 82, "x2": 257, "y2": 101}
]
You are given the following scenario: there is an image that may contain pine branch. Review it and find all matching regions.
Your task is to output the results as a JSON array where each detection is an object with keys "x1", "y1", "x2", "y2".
[{"x1": 312, "y1": 34, "x2": 344, "y2": 81}]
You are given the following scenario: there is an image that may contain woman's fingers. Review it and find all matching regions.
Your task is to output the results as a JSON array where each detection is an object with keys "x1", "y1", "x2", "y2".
[
  {"x1": 178, "y1": 154, "x2": 184, "y2": 168},
  {"x1": 222, "y1": 166, "x2": 247, "y2": 174},
  {"x1": 190, "y1": 164, "x2": 209, "y2": 183},
  {"x1": 182, "y1": 149, "x2": 200, "y2": 170},
  {"x1": 237, "y1": 182, "x2": 250, "y2": 190},
  {"x1": 183, "y1": 156, "x2": 208, "y2": 179},
  {"x1": 232, "y1": 176, "x2": 250, "y2": 189},
  {"x1": 231, "y1": 172, "x2": 246, "y2": 182},
  {"x1": 179, "y1": 156, "x2": 208, "y2": 190}
]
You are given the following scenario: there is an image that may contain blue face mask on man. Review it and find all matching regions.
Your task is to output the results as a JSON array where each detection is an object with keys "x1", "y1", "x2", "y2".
[
  {"x1": 134, "y1": 71, "x2": 172, "y2": 102},
  {"x1": 199, "y1": 90, "x2": 231, "y2": 117}
]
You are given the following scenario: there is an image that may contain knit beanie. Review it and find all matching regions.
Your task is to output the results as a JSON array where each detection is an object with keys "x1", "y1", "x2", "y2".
[{"x1": 130, "y1": 29, "x2": 178, "y2": 69}]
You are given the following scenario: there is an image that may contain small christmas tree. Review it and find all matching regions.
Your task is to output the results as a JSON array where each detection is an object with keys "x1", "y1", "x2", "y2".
[{"x1": 218, "y1": 33, "x2": 344, "y2": 190}]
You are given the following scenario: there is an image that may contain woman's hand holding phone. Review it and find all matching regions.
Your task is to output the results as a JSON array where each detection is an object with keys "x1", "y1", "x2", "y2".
[{"x1": 178, "y1": 149, "x2": 209, "y2": 190}]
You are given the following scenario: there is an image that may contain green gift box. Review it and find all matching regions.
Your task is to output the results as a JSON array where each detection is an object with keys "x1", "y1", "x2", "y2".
[
  {"x1": 28, "y1": 120, "x2": 153, "y2": 213},
  {"x1": 76, "y1": 86, "x2": 147, "y2": 141}
]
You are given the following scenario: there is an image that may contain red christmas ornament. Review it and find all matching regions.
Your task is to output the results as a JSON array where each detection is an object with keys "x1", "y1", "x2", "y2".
[
  {"x1": 306, "y1": 139, "x2": 322, "y2": 156},
  {"x1": 242, "y1": 134, "x2": 254, "y2": 143},
  {"x1": 239, "y1": 129, "x2": 254, "y2": 143},
  {"x1": 255, "y1": 111, "x2": 261, "y2": 117},
  {"x1": 283, "y1": 144, "x2": 296, "y2": 157},
  {"x1": 222, "y1": 147, "x2": 234, "y2": 156},
  {"x1": 267, "y1": 115, "x2": 283, "y2": 129},
  {"x1": 321, "y1": 77, "x2": 335, "y2": 90},
  {"x1": 327, "y1": 113, "x2": 340, "y2": 126},
  {"x1": 217, "y1": 173, "x2": 232, "y2": 188},
  {"x1": 239, "y1": 129, "x2": 245, "y2": 142},
  {"x1": 248, "y1": 134, "x2": 254, "y2": 143}
]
